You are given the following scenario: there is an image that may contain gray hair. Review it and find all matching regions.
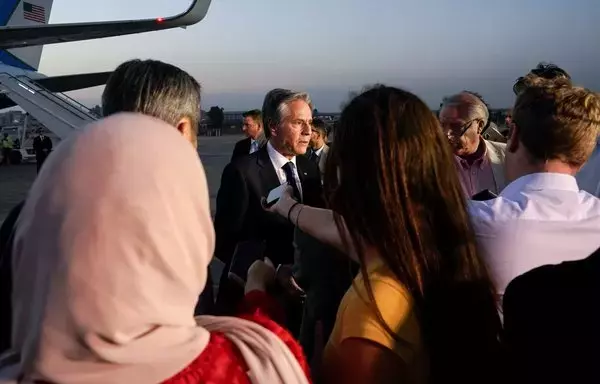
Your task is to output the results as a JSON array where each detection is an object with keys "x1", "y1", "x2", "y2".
[
  {"x1": 262, "y1": 88, "x2": 313, "y2": 138},
  {"x1": 102, "y1": 59, "x2": 201, "y2": 131},
  {"x1": 442, "y1": 91, "x2": 489, "y2": 128}
]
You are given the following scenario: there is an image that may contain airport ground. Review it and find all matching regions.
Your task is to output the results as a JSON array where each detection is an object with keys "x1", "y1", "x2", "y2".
[{"x1": 0, "y1": 134, "x2": 243, "y2": 290}]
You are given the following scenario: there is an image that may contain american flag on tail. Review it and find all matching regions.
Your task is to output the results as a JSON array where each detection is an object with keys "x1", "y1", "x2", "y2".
[{"x1": 23, "y1": 2, "x2": 46, "y2": 24}]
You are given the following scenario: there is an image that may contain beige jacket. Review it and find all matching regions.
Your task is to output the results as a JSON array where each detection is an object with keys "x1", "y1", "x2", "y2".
[{"x1": 485, "y1": 139, "x2": 507, "y2": 193}]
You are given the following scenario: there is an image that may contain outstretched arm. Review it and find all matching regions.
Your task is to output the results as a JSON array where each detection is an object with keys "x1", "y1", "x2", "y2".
[{"x1": 267, "y1": 186, "x2": 358, "y2": 262}]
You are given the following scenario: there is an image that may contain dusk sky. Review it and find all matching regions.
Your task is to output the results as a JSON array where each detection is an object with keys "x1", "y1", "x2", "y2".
[{"x1": 39, "y1": 0, "x2": 600, "y2": 112}]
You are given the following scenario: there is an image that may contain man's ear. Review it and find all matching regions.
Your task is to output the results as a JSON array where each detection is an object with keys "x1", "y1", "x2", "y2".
[
  {"x1": 476, "y1": 119, "x2": 485, "y2": 135},
  {"x1": 507, "y1": 123, "x2": 519, "y2": 153},
  {"x1": 269, "y1": 123, "x2": 278, "y2": 138},
  {"x1": 176, "y1": 117, "x2": 195, "y2": 146}
]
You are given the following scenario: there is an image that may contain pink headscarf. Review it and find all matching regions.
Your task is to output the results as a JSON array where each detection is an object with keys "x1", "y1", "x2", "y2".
[{"x1": 0, "y1": 113, "x2": 308, "y2": 384}]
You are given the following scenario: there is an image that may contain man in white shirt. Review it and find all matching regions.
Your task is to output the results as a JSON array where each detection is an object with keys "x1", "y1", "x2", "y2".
[{"x1": 469, "y1": 75, "x2": 600, "y2": 294}]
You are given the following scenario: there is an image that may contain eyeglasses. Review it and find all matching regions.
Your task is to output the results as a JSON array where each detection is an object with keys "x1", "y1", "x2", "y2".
[{"x1": 440, "y1": 119, "x2": 479, "y2": 138}]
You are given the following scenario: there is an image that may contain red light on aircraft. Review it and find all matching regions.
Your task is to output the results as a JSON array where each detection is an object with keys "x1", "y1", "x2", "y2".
[{"x1": 156, "y1": 17, "x2": 164, "y2": 23}]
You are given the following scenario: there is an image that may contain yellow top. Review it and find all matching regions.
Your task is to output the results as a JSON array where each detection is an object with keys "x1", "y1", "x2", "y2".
[{"x1": 323, "y1": 257, "x2": 428, "y2": 383}]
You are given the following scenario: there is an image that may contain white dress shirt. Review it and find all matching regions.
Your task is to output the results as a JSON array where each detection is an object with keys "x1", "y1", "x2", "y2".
[
  {"x1": 313, "y1": 145, "x2": 325, "y2": 158},
  {"x1": 469, "y1": 172, "x2": 600, "y2": 294},
  {"x1": 266, "y1": 141, "x2": 303, "y2": 199}
]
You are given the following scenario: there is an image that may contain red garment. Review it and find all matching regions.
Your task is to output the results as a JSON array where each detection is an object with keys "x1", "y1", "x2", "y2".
[{"x1": 163, "y1": 290, "x2": 311, "y2": 384}]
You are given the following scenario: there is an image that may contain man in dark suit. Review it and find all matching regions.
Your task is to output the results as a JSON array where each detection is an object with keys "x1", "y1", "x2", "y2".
[
  {"x1": 503, "y1": 247, "x2": 600, "y2": 383},
  {"x1": 214, "y1": 88, "x2": 322, "y2": 319},
  {"x1": 32, "y1": 129, "x2": 53, "y2": 172},
  {"x1": 230, "y1": 109, "x2": 266, "y2": 162}
]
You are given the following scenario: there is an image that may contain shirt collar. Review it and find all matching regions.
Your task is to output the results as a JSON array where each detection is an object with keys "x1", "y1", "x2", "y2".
[
  {"x1": 267, "y1": 140, "x2": 296, "y2": 169},
  {"x1": 314, "y1": 145, "x2": 324, "y2": 156},
  {"x1": 501, "y1": 172, "x2": 580, "y2": 198}
]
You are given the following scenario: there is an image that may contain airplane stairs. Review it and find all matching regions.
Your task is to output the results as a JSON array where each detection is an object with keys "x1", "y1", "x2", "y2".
[{"x1": 0, "y1": 72, "x2": 97, "y2": 139}]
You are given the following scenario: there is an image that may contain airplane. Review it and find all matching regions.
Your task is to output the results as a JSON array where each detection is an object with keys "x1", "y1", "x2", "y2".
[{"x1": 0, "y1": 0, "x2": 211, "y2": 111}]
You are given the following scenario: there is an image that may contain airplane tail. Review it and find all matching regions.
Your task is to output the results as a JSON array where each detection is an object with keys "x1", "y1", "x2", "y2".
[{"x1": 0, "y1": 0, "x2": 54, "y2": 71}]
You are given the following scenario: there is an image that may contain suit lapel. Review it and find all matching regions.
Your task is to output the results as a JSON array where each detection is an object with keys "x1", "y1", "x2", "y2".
[
  {"x1": 318, "y1": 145, "x2": 329, "y2": 172},
  {"x1": 257, "y1": 147, "x2": 281, "y2": 190},
  {"x1": 485, "y1": 141, "x2": 506, "y2": 191},
  {"x1": 296, "y1": 156, "x2": 310, "y2": 185}
]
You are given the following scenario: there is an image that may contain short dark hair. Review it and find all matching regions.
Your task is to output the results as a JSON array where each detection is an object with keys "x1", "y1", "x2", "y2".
[
  {"x1": 242, "y1": 109, "x2": 262, "y2": 123},
  {"x1": 102, "y1": 59, "x2": 201, "y2": 131},
  {"x1": 311, "y1": 117, "x2": 327, "y2": 136},
  {"x1": 513, "y1": 62, "x2": 571, "y2": 95}
]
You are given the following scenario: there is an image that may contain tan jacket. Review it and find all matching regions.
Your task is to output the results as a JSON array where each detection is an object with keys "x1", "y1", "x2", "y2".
[{"x1": 485, "y1": 139, "x2": 507, "y2": 193}]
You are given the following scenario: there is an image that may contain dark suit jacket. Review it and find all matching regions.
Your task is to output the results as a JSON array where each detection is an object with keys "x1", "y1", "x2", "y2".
[
  {"x1": 503, "y1": 248, "x2": 600, "y2": 384},
  {"x1": 32, "y1": 136, "x2": 52, "y2": 159},
  {"x1": 215, "y1": 146, "x2": 323, "y2": 267},
  {"x1": 293, "y1": 227, "x2": 355, "y2": 359},
  {"x1": 230, "y1": 137, "x2": 252, "y2": 163}
]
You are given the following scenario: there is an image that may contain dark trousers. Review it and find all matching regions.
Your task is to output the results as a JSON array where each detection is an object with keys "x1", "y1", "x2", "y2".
[
  {"x1": 36, "y1": 154, "x2": 48, "y2": 173},
  {"x1": 1, "y1": 149, "x2": 10, "y2": 165},
  {"x1": 194, "y1": 268, "x2": 215, "y2": 316}
]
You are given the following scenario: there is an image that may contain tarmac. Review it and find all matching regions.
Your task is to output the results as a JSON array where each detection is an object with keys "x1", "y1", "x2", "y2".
[{"x1": 0, "y1": 134, "x2": 243, "y2": 288}]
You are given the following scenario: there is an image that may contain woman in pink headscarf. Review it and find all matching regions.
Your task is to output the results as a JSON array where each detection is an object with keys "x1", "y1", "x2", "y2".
[{"x1": 0, "y1": 113, "x2": 310, "y2": 384}]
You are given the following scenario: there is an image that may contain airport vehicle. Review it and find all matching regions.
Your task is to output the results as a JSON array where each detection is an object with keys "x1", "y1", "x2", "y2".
[{"x1": 0, "y1": 0, "x2": 212, "y2": 139}]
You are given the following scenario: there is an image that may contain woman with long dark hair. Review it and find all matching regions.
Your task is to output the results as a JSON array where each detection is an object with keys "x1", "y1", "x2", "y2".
[{"x1": 267, "y1": 85, "x2": 502, "y2": 383}]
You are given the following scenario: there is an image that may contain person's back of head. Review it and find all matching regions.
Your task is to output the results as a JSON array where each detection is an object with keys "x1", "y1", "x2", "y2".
[
  {"x1": 102, "y1": 59, "x2": 201, "y2": 146},
  {"x1": 506, "y1": 76, "x2": 600, "y2": 181},
  {"x1": 513, "y1": 62, "x2": 571, "y2": 95},
  {"x1": 324, "y1": 85, "x2": 501, "y2": 383}
]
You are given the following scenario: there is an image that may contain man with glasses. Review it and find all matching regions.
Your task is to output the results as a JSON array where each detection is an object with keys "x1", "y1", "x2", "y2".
[{"x1": 439, "y1": 91, "x2": 507, "y2": 196}]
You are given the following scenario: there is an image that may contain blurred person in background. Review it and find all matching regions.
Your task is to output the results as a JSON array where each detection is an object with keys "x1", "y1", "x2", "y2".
[
  {"x1": 231, "y1": 109, "x2": 265, "y2": 162},
  {"x1": 32, "y1": 129, "x2": 53, "y2": 172},
  {"x1": 307, "y1": 117, "x2": 329, "y2": 180},
  {"x1": 0, "y1": 133, "x2": 13, "y2": 166}
]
